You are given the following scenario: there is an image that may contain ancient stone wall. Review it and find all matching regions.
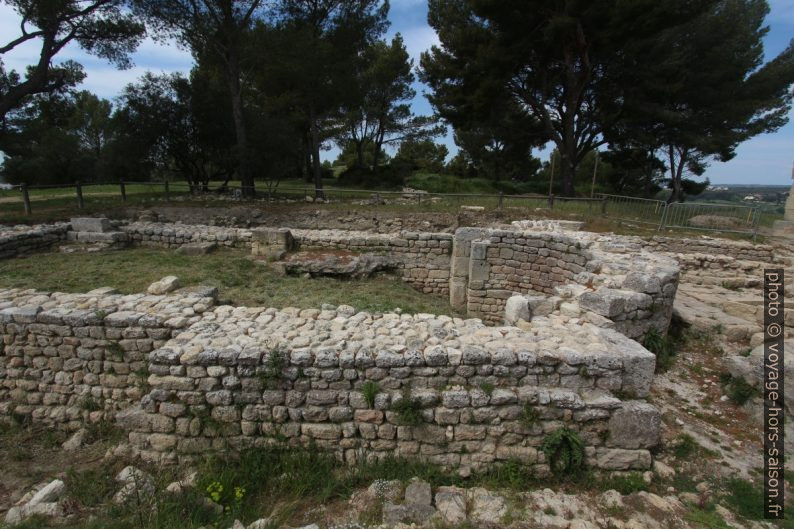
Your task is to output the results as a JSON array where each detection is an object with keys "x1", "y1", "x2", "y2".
[
  {"x1": 118, "y1": 304, "x2": 658, "y2": 472},
  {"x1": 463, "y1": 230, "x2": 590, "y2": 321},
  {"x1": 447, "y1": 228, "x2": 679, "y2": 338},
  {"x1": 0, "y1": 287, "x2": 216, "y2": 428},
  {"x1": 291, "y1": 229, "x2": 453, "y2": 295},
  {"x1": 121, "y1": 222, "x2": 252, "y2": 249},
  {"x1": 0, "y1": 224, "x2": 69, "y2": 259},
  {"x1": 643, "y1": 236, "x2": 774, "y2": 262}
]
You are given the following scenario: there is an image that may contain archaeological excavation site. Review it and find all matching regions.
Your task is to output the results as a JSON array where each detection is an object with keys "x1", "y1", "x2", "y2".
[{"x1": 0, "y1": 205, "x2": 792, "y2": 529}]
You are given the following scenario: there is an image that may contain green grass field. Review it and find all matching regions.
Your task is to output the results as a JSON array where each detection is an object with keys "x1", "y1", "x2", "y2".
[{"x1": 0, "y1": 247, "x2": 459, "y2": 316}]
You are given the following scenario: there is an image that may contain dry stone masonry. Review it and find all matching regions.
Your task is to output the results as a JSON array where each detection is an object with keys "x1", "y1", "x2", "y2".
[
  {"x1": 117, "y1": 301, "x2": 658, "y2": 472},
  {"x1": 0, "y1": 286, "x2": 217, "y2": 428},
  {"x1": 19, "y1": 217, "x2": 786, "y2": 475}
]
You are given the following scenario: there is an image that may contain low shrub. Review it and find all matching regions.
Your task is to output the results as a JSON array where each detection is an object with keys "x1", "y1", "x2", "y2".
[{"x1": 540, "y1": 428, "x2": 585, "y2": 476}]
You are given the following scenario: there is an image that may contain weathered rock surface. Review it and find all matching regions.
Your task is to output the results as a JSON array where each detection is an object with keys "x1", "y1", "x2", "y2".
[{"x1": 147, "y1": 275, "x2": 181, "y2": 295}]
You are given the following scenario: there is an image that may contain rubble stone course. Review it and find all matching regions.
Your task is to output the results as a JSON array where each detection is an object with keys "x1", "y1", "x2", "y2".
[
  {"x1": 0, "y1": 287, "x2": 216, "y2": 428},
  {"x1": 119, "y1": 302, "x2": 656, "y2": 472},
  {"x1": 14, "y1": 218, "x2": 776, "y2": 474},
  {"x1": 0, "y1": 223, "x2": 69, "y2": 259}
]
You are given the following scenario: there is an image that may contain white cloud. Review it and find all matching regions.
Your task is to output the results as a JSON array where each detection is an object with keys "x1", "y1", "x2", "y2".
[
  {"x1": 392, "y1": 25, "x2": 439, "y2": 63},
  {"x1": 0, "y1": 4, "x2": 194, "y2": 99},
  {"x1": 767, "y1": 0, "x2": 794, "y2": 25}
]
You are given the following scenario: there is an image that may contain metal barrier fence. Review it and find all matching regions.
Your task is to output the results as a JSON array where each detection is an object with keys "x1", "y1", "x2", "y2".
[
  {"x1": 596, "y1": 194, "x2": 666, "y2": 226},
  {"x1": 661, "y1": 201, "x2": 760, "y2": 236},
  {"x1": 1, "y1": 180, "x2": 763, "y2": 238},
  {"x1": 596, "y1": 193, "x2": 760, "y2": 237}
]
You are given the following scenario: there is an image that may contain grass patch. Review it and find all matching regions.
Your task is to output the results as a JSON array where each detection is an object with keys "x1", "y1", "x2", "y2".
[
  {"x1": 672, "y1": 433, "x2": 701, "y2": 460},
  {"x1": 390, "y1": 395, "x2": 424, "y2": 426},
  {"x1": 642, "y1": 329, "x2": 677, "y2": 372},
  {"x1": 721, "y1": 478, "x2": 764, "y2": 520},
  {"x1": 718, "y1": 373, "x2": 758, "y2": 405},
  {"x1": 541, "y1": 428, "x2": 585, "y2": 476},
  {"x1": 601, "y1": 472, "x2": 649, "y2": 495},
  {"x1": 684, "y1": 505, "x2": 733, "y2": 529},
  {"x1": 361, "y1": 381, "x2": 380, "y2": 409},
  {"x1": 0, "y1": 247, "x2": 459, "y2": 316}
]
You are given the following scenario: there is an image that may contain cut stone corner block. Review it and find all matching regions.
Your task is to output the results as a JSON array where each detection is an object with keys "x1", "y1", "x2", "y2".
[
  {"x1": 607, "y1": 400, "x2": 661, "y2": 451},
  {"x1": 504, "y1": 294, "x2": 560, "y2": 325},
  {"x1": 251, "y1": 227, "x2": 295, "y2": 257},
  {"x1": 70, "y1": 217, "x2": 111, "y2": 233}
]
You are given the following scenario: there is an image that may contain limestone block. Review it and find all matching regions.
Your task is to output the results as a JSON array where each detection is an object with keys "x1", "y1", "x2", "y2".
[
  {"x1": 504, "y1": 295, "x2": 530, "y2": 325},
  {"x1": 71, "y1": 217, "x2": 111, "y2": 233},
  {"x1": 578, "y1": 288, "x2": 626, "y2": 318},
  {"x1": 435, "y1": 486, "x2": 467, "y2": 524},
  {"x1": 607, "y1": 401, "x2": 661, "y2": 449},
  {"x1": 147, "y1": 276, "x2": 180, "y2": 295},
  {"x1": 176, "y1": 242, "x2": 217, "y2": 256},
  {"x1": 592, "y1": 448, "x2": 652, "y2": 470}
]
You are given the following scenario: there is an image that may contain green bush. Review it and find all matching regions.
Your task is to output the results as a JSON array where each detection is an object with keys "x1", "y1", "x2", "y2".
[
  {"x1": 390, "y1": 396, "x2": 424, "y2": 426},
  {"x1": 602, "y1": 472, "x2": 648, "y2": 494},
  {"x1": 540, "y1": 428, "x2": 585, "y2": 476},
  {"x1": 672, "y1": 433, "x2": 698, "y2": 459},
  {"x1": 719, "y1": 373, "x2": 758, "y2": 405},
  {"x1": 337, "y1": 164, "x2": 407, "y2": 188},
  {"x1": 361, "y1": 381, "x2": 380, "y2": 409},
  {"x1": 642, "y1": 329, "x2": 676, "y2": 372}
]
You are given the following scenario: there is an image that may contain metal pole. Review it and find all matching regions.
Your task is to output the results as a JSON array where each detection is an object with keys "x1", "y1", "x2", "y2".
[
  {"x1": 21, "y1": 184, "x2": 32, "y2": 215},
  {"x1": 76, "y1": 182, "x2": 84, "y2": 209},
  {"x1": 590, "y1": 151, "x2": 599, "y2": 198}
]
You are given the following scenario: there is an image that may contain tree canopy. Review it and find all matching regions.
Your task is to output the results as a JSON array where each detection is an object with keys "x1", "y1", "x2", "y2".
[{"x1": 0, "y1": 0, "x2": 144, "y2": 122}]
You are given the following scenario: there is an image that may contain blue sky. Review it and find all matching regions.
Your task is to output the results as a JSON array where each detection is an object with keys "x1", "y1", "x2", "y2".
[{"x1": 1, "y1": 0, "x2": 792, "y2": 185}]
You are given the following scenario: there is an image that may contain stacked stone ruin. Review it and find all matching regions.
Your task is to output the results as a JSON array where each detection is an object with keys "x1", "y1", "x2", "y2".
[{"x1": 7, "y1": 215, "x2": 764, "y2": 474}]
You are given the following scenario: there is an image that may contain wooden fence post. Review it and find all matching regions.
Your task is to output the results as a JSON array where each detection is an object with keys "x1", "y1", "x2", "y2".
[
  {"x1": 600, "y1": 197, "x2": 607, "y2": 216},
  {"x1": 76, "y1": 182, "x2": 84, "y2": 209},
  {"x1": 120, "y1": 181, "x2": 127, "y2": 202},
  {"x1": 21, "y1": 184, "x2": 32, "y2": 215},
  {"x1": 164, "y1": 181, "x2": 170, "y2": 201},
  {"x1": 548, "y1": 194, "x2": 555, "y2": 210},
  {"x1": 498, "y1": 192, "x2": 504, "y2": 210}
]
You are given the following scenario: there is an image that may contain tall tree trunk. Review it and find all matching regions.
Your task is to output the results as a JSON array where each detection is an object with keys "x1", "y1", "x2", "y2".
[
  {"x1": 355, "y1": 139, "x2": 364, "y2": 167},
  {"x1": 559, "y1": 112, "x2": 577, "y2": 197},
  {"x1": 309, "y1": 106, "x2": 324, "y2": 200},
  {"x1": 666, "y1": 145, "x2": 685, "y2": 203},
  {"x1": 224, "y1": 52, "x2": 255, "y2": 198},
  {"x1": 303, "y1": 133, "x2": 313, "y2": 183}
]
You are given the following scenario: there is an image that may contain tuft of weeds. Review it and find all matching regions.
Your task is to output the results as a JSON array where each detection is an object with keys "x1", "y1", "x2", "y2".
[
  {"x1": 721, "y1": 478, "x2": 764, "y2": 520},
  {"x1": 718, "y1": 373, "x2": 758, "y2": 405},
  {"x1": 684, "y1": 505, "x2": 733, "y2": 529},
  {"x1": 390, "y1": 394, "x2": 423, "y2": 426},
  {"x1": 642, "y1": 329, "x2": 676, "y2": 372},
  {"x1": 79, "y1": 395, "x2": 104, "y2": 412},
  {"x1": 258, "y1": 346, "x2": 288, "y2": 390},
  {"x1": 540, "y1": 428, "x2": 585, "y2": 476},
  {"x1": 601, "y1": 472, "x2": 648, "y2": 495},
  {"x1": 520, "y1": 403, "x2": 540, "y2": 429},
  {"x1": 65, "y1": 461, "x2": 123, "y2": 508},
  {"x1": 672, "y1": 433, "x2": 699, "y2": 460},
  {"x1": 361, "y1": 381, "x2": 380, "y2": 409},
  {"x1": 476, "y1": 458, "x2": 534, "y2": 490},
  {"x1": 479, "y1": 382, "x2": 495, "y2": 396}
]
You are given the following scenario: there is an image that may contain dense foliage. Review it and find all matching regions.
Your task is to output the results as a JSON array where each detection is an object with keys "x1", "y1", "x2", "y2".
[{"x1": 1, "y1": 0, "x2": 792, "y2": 199}]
